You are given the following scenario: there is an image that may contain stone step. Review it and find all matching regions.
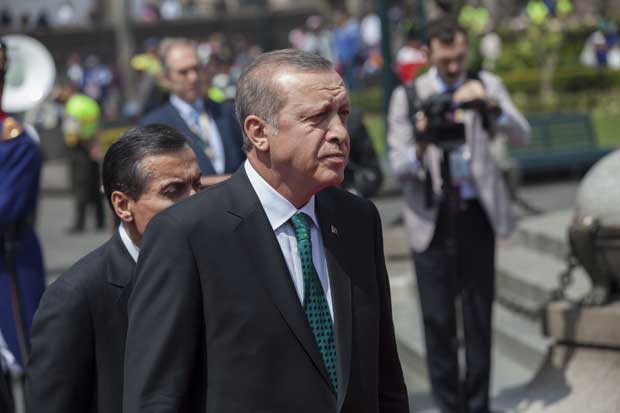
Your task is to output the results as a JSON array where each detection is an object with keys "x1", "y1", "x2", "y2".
[
  {"x1": 493, "y1": 300, "x2": 550, "y2": 372},
  {"x1": 511, "y1": 209, "x2": 573, "y2": 261},
  {"x1": 388, "y1": 270, "x2": 547, "y2": 402},
  {"x1": 496, "y1": 243, "x2": 591, "y2": 318}
]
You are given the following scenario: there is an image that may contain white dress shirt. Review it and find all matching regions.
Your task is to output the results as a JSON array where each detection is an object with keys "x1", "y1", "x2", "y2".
[
  {"x1": 119, "y1": 224, "x2": 139, "y2": 263},
  {"x1": 170, "y1": 95, "x2": 226, "y2": 174},
  {"x1": 244, "y1": 161, "x2": 334, "y2": 320}
]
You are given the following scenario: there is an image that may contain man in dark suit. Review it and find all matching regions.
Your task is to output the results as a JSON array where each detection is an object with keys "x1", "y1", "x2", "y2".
[
  {"x1": 123, "y1": 49, "x2": 409, "y2": 413},
  {"x1": 139, "y1": 37, "x2": 245, "y2": 187},
  {"x1": 25, "y1": 125, "x2": 202, "y2": 413}
]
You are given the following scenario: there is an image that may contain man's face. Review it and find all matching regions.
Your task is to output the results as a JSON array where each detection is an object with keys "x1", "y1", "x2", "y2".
[
  {"x1": 131, "y1": 147, "x2": 201, "y2": 239},
  {"x1": 267, "y1": 69, "x2": 350, "y2": 196},
  {"x1": 429, "y1": 31, "x2": 468, "y2": 86},
  {"x1": 164, "y1": 44, "x2": 201, "y2": 103}
]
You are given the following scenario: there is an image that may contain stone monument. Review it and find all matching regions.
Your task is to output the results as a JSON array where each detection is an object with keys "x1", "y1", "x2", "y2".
[{"x1": 531, "y1": 149, "x2": 620, "y2": 412}]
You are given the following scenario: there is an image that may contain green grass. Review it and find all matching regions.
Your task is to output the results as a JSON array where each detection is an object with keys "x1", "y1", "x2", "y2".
[
  {"x1": 593, "y1": 114, "x2": 620, "y2": 148},
  {"x1": 364, "y1": 113, "x2": 386, "y2": 157}
]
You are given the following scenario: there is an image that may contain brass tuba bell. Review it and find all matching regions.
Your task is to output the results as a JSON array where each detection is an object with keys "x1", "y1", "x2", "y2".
[{"x1": 1, "y1": 34, "x2": 56, "y2": 113}]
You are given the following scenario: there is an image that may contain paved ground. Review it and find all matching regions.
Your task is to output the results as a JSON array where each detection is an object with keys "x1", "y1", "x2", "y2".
[{"x1": 33, "y1": 160, "x2": 581, "y2": 412}]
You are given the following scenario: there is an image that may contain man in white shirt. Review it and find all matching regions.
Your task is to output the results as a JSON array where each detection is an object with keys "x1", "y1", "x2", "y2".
[
  {"x1": 139, "y1": 38, "x2": 245, "y2": 188},
  {"x1": 123, "y1": 49, "x2": 409, "y2": 413},
  {"x1": 26, "y1": 124, "x2": 202, "y2": 413}
]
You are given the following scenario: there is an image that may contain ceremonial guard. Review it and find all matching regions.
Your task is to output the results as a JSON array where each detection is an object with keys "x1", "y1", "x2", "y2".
[{"x1": 0, "y1": 39, "x2": 45, "y2": 375}]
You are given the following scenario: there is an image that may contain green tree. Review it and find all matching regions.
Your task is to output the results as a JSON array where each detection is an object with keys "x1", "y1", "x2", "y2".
[{"x1": 525, "y1": 0, "x2": 573, "y2": 106}]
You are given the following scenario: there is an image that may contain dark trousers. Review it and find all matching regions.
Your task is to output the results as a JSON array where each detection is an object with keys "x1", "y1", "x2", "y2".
[
  {"x1": 73, "y1": 194, "x2": 105, "y2": 230},
  {"x1": 0, "y1": 370, "x2": 14, "y2": 413},
  {"x1": 412, "y1": 200, "x2": 495, "y2": 413},
  {"x1": 71, "y1": 158, "x2": 105, "y2": 231}
]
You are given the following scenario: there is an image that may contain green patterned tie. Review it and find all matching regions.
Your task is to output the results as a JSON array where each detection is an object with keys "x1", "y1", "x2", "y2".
[{"x1": 290, "y1": 212, "x2": 338, "y2": 393}]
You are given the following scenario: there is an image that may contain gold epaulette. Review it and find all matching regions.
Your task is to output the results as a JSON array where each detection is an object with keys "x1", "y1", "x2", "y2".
[{"x1": 2, "y1": 117, "x2": 23, "y2": 141}]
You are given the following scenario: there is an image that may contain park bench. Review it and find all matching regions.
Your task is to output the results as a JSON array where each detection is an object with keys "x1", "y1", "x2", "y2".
[{"x1": 510, "y1": 112, "x2": 610, "y2": 175}]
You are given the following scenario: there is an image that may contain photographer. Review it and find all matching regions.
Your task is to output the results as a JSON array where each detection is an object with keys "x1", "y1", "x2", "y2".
[{"x1": 387, "y1": 17, "x2": 529, "y2": 413}]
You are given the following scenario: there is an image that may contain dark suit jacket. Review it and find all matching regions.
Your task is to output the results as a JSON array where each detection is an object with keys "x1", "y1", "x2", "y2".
[
  {"x1": 139, "y1": 98, "x2": 245, "y2": 176},
  {"x1": 26, "y1": 231, "x2": 134, "y2": 413},
  {"x1": 123, "y1": 168, "x2": 409, "y2": 413}
]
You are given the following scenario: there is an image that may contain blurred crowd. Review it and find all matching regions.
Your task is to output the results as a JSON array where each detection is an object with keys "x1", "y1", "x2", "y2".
[
  {"x1": 581, "y1": 20, "x2": 620, "y2": 69},
  {"x1": 288, "y1": 11, "x2": 382, "y2": 90},
  {"x1": 20, "y1": 5, "x2": 429, "y2": 134},
  {"x1": 0, "y1": 2, "x2": 101, "y2": 31},
  {"x1": 286, "y1": 8, "x2": 428, "y2": 90}
]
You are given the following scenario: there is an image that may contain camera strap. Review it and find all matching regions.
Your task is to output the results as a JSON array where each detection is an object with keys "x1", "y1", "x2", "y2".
[
  {"x1": 404, "y1": 83, "x2": 420, "y2": 122},
  {"x1": 464, "y1": 70, "x2": 494, "y2": 132}
]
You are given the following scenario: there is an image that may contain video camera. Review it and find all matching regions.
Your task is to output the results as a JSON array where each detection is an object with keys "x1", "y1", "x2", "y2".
[
  {"x1": 413, "y1": 91, "x2": 492, "y2": 149},
  {"x1": 405, "y1": 72, "x2": 498, "y2": 150}
]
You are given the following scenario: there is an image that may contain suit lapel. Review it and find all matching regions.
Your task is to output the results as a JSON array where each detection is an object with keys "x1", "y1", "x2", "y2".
[
  {"x1": 105, "y1": 231, "x2": 137, "y2": 310},
  {"x1": 226, "y1": 169, "x2": 333, "y2": 390},
  {"x1": 316, "y1": 191, "x2": 353, "y2": 408}
]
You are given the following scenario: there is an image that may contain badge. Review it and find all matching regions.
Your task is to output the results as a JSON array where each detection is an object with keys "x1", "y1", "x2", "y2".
[{"x1": 2, "y1": 117, "x2": 23, "y2": 141}]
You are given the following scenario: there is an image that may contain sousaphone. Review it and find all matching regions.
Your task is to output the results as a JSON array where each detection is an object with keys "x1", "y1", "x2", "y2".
[{"x1": 2, "y1": 34, "x2": 56, "y2": 113}]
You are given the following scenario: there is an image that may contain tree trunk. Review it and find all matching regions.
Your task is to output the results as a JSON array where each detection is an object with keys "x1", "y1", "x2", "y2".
[{"x1": 540, "y1": 50, "x2": 559, "y2": 106}]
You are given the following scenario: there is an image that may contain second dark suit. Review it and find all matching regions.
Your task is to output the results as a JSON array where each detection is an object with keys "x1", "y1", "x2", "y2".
[
  {"x1": 139, "y1": 98, "x2": 245, "y2": 176},
  {"x1": 123, "y1": 167, "x2": 409, "y2": 413},
  {"x1": 26, "y1": 231, "x2": 134, "y2": 413}
]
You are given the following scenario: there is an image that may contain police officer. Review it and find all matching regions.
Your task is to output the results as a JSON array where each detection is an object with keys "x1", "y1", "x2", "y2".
[{"x1": 64, "y1": 94, "x2": 106, "y2": 233}]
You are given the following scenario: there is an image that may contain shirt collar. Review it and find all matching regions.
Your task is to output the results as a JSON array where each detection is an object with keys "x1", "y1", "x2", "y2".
[
  {"x1": 431, "y1": 66, "x2": 466, "y2": 93},
  {"x1": 244, "y1": 160, "x2": 319, "y2": 231},
  {"x1": 118, "y1": 224, "x2": 140, "y2": 263},
  {"x1": 170, "y1": 95, "x2": 204, "y2": 117}
]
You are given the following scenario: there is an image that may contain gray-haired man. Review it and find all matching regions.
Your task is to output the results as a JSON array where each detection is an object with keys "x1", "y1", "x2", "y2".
[{"x1": 123, "y1": 49, "x2": 409, "y2": 413}]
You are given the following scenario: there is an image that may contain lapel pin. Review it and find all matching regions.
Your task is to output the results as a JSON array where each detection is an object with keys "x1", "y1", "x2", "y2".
[{"x1": 331, "y1": 225, "x2": 338, "y2": 235}]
